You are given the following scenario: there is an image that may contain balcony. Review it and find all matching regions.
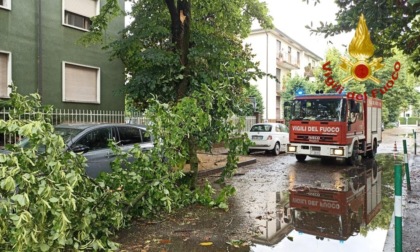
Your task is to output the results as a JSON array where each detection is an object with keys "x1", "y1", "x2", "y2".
[{"x1": 276, "y1": 53, "x2": 300, "y2": 70}]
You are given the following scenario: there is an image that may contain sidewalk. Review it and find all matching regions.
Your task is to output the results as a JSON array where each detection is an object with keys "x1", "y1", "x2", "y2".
[{"x1": 383, "y1": 126, "x2": 420, "y2": 252}]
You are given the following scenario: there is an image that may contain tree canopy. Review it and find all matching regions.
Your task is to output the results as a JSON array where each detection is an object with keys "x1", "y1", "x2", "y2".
[
  {"x1": 304, "y1": 0, "x2": 420, "y2": 76},
  {"x1": 311, "y1": 47, "x2": 420, "y2": 123},
  {"x1": 86, "y1": 0, "x2": 273, "y2": 187}
]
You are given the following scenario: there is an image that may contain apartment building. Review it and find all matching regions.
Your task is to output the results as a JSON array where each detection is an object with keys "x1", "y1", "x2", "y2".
[
  {"x1": 244, "y1": 28, "x2": 323, "y2": 122},
  {"x1": 0, "y1": 0, "x2": 125, "y2": 110}
]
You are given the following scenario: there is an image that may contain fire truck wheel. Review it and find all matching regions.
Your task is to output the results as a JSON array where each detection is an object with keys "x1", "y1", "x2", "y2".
[
  {"x1": 346, "y1": 141, "x2": 359, "y2": 166},
  {"x1": 367, "y1": 141, "x2": 377, "y2": 158},
  {"x1": 296, "y1": 154, "x2": 307, "y2": 162},
  {"x1": 272, "y1": 142, "x2": 281, "y2": 155}
]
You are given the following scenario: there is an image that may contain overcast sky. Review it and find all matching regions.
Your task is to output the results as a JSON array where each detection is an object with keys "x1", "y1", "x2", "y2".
[{"x1": 260, "y1": 0, "x2": 353, "y2": 57}]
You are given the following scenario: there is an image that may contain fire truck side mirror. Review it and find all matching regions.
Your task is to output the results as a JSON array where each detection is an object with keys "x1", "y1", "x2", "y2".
[
  {"x1": 350, "y1": 101, "x2": 360, "y2": 113},
  {"x1": 354, "y1": 103, "x2": 361, "y2": 113}
]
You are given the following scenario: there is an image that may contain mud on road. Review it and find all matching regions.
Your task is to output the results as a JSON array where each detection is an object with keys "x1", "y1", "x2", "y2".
[{"x1": 114, "y1": 153, "x2": 296, "y2": 252}]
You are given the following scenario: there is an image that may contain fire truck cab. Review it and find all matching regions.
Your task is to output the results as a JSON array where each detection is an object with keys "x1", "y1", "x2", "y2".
[{"x1": 286, "y1": 93, "x2": 382, "y2": 165}]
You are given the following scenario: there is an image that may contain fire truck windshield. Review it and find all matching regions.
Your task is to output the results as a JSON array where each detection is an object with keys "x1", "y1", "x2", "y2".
[{"x1": 290, "y1": 99, "x2": 346, "y2": 122}]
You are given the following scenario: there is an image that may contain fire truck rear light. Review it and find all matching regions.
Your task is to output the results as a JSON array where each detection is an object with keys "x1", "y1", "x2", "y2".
[
  {"x1": 331, "y1": 148, "x2": 344, "y2": 156},
  {"x1": 288, "y1": 145, "x2": 297, "y2": 152}
]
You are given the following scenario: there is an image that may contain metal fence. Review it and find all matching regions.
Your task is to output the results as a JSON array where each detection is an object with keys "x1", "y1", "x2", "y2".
[{"x1": 0, "y1": 108, "x2": 256, "y2": 145}]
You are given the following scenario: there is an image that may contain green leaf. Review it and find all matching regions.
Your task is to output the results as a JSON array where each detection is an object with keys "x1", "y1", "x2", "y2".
[
  {"x1": 2, "y1": 176, "x2": 16, "y2": 192},
  {"x1": 11, "y1": 194, "x2": 26, "y2": 206},
  {"x1": 40, "y1": 244, "x2": 50, "y2": 252},
  {"x1": 49, "y1": 197, "x2": 59, "y2": 203}
]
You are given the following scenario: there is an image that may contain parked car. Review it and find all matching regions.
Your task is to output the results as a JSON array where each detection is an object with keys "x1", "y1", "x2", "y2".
[
  {"x1": 387, "y1": 121, "x2": 400, "y2": 128},
  {"x1": 247, "y1": 123, "x2": 289, "y2": 155},
  {"x1": 17, "y1": 123, "x2": 154, "y2": 178}
]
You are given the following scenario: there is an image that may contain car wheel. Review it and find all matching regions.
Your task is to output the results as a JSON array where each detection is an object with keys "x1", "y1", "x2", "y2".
[
  {"x1": 272, "y1": 142, "x2": 281, "y2": 156},
  {"x1": 296, "y1": 154, "x2": 307, "y2": 162},
  {"x1": 346, "y1": 141, "x2": 359, "y2": 166},
  {"x1": 367, "y1": 140, "x2": 377, "y2": 158}
]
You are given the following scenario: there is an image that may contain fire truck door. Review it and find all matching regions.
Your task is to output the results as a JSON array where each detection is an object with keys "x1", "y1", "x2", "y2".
[{"x1": 347, "y1": 100, "x2": 364, "y2": 134}]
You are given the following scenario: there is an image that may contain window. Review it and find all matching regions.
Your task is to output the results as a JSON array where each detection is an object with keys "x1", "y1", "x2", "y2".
[
  {"x1": 0, "y1": 0, "x2": 11, "y2": 10},
  {"x1": 63, "y1": 0, "x2": 98, "y2": 30},
  {"x1": 141, "y1": 129, "x2": 151, "y2": 142},
  {"x1": 65, "y1": 11, "x2": 92, "y2": 30},
  {"x1": 296, "y1": 51, "x2": 300, "y2": 65},
  {"x1": 63, "y1": 62, "x2": 100, "y2": 103},
  {"x1": 118, "y1": 126, "x2": 142, "y2": 145},
  {"x1": 276, "y1": 68, "x2": 281, "y2": 82},
  {"x1": 276, "y1": 40, "x2": 282, "y2": 58},
  {"x1": 73, "y1": 127, "x2": 115, "y2": 151},
  {"x1": 0, "y1": 51, "x2": 11, "y2": 98},
  {"x1": 280, "y1": 124, "x2": 289, "y2": 133}
]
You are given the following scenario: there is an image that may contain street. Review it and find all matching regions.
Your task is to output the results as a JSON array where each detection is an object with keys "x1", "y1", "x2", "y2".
[{"x1": 115, "y1": 127, "x2": 415, "y2": 252}]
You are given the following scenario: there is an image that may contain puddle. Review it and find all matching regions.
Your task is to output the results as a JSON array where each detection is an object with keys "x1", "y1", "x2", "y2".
[{"x1": 249, "y1": 155, "x2": 397, "y2": 251}]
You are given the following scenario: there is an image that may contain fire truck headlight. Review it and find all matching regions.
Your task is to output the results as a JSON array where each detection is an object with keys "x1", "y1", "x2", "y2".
[
  {"x1": 331, "y1": 148, "x2": 344, "y2": 156},
  {"x1": 288, "y1": 145, "x2": 297, "y2": 152}
]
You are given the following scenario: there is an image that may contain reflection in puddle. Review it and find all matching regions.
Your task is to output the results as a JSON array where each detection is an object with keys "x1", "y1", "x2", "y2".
[
  {"x1": 290, "y1": 159, "x2": 381, "y2": 241},
  {"x1": 251, "y1": 159, "x2": 388, "y2": 251},
  {"x1": 251, "y1": 191, "x2": 293, "y2": 245}
]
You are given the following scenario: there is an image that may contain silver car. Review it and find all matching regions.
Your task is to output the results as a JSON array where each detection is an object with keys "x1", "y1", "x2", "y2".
[{"x1": 19, "y1": 123, "x2": 153, "y2": 178}]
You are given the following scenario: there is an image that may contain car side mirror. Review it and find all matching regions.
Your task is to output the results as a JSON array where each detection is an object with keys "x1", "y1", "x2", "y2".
[{"x1": 71, "y1": 144, "x2": 90, "y2": 153}]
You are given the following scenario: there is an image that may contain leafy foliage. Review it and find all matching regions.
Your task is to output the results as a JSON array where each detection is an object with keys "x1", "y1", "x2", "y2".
[
  {"x1": 312, "y1": 48, "x2": 420, "y2": 124},
  {"x1": 282, "y1": 76, "x2": 315, "y2": 103},
  {"x1": 242, "y1": 85, "x2": 264, "y2": 116},
  {"x1": 303, "y1": 0, "x2": 420, "y2": 76},
  {"x1": 374, "y1": 51, "x2": 420, "y2": 123},
  {"x1": 0, "y1": 88, "x2": 124, "y2": 251},
  {"x1": 86, "y1": 0, "x2": 273, "y2": 188},
  {"x1": 99, "y1": 86, "x2": 245, "y2": 217}
]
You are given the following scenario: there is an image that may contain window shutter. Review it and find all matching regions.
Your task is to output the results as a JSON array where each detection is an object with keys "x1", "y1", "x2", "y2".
[
  {"x1": 64, "y1": 0, "x2": 97, "y2": 18},
  {"x1": 0, "y1": 53, "x2": 8, "y2": 97},
  {"x1": 64, "y1": 63, "x2": 98, "y2": 103}
]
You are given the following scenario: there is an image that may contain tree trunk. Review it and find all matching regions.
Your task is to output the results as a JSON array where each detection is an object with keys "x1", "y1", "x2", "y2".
[
  {"x1": 165, "y1": 0, "x2": 191, "y2": 100},
  {"x1": 188, "y1": 136, "x2": 199, "y2": 189},
  {"x1": 166, "y1": 0, "x2": 197, "y2": 188}
]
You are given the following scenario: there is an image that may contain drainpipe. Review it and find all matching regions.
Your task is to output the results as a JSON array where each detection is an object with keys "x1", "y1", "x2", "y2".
[
  {"x1": 37, "y1": 0, "x2": 43, "y2": 100},
  {"x1": 265, "y1": 31, "x2": 269, "y2": 121}
]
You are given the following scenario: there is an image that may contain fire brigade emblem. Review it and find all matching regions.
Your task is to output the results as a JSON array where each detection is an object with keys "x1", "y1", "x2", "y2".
[{"x1": 340, "y1": 14, "x2": 384, "y2": 84}]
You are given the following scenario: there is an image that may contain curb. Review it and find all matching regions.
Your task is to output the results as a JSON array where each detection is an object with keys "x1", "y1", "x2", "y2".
[{"x1": 197, "y1": 157, "x2": 257, "y2": 178}]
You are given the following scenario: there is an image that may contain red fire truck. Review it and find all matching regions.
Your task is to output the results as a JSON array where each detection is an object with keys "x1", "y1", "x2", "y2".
[
  {"x1": 286, "y1": 93, "x2": 382, "y2": 165},
  {"x1": 286, "y1": 160, "x2": 382, "y2": 241}
]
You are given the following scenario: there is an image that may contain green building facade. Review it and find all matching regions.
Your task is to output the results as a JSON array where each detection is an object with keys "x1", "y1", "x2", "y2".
[{"x1": 0, "y1": 0, "x2": 125, "y2": 110}]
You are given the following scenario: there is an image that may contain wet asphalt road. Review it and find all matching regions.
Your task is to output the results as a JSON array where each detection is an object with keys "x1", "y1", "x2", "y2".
[{"x1": 116, "y1": 127, "x2": 412, "y2": 252}]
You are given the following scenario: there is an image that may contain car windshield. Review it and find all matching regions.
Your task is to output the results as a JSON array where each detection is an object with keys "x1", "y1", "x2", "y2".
[
  {"x1": 17, "y1": 127, "x2": 83, "y2": 149},
  {"x1": 54, "y1": 127, "x2": 84, "y2": 143},
  {"x1": 290, "y1": 98, "x2": 346, "y2": 122},
  {"x1": 250, "y1": 124, "x2": 272, "y2": 132}
]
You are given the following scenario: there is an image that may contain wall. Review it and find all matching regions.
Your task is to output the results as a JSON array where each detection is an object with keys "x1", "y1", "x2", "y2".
[{"x1": 0, "y1": 0, "x2": 125, "y2": 111}]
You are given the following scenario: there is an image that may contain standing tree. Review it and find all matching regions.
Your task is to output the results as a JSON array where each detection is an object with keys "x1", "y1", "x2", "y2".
[{"x1": 84, "y1": 0, "x2": 273, "y2": 188}]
